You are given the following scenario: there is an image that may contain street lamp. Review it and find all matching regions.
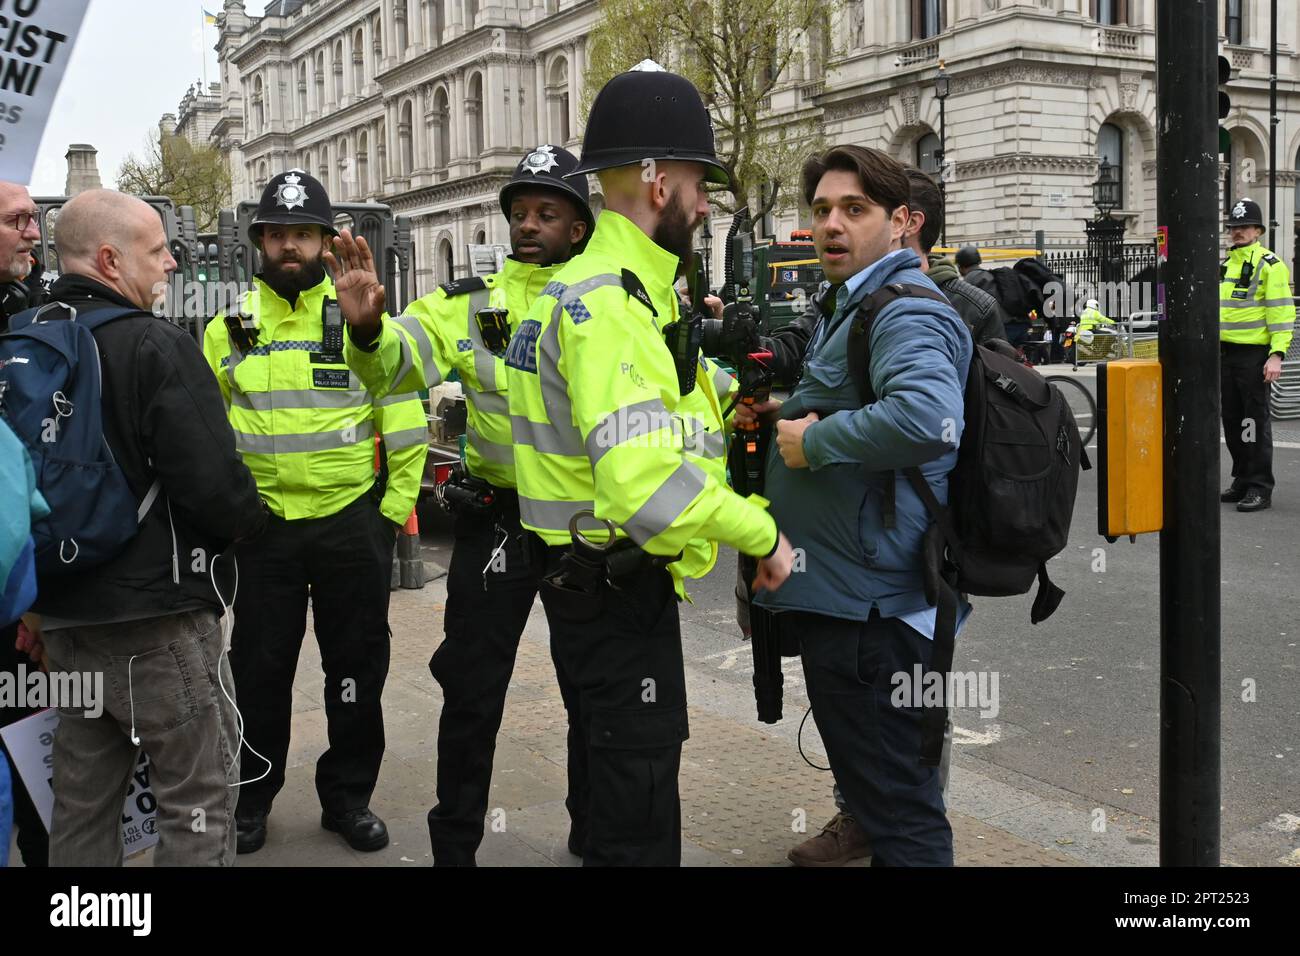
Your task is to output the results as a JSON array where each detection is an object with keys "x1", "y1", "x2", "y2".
[
  {"x1": 1087, "y1": 157, "x2": 1126, "y2": 287},
  {"x1": 1092, "y1": 158, "x2": 1120, "y2": 218},
  {"x1": 934, "y1": 60, "x2": 951, "y2": 248}
]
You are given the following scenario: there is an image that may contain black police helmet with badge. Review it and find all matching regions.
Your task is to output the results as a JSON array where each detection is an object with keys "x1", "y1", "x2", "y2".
[
  {"x1": 499, "y1": 144, "x2": 595, "y2": 238},
  {"x1": 567, "y1": 60, "x2": 731, "y2": 188},
  {"x1": 250, "y1": 168, "x2": 339, "y2": 242},
  {"x1": 1226, "y1": 198, "x2": 1264, "y2": 229}
]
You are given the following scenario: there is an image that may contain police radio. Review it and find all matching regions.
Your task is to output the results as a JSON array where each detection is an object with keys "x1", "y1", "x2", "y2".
[{"x1": 662, "y1": 253, "x2": 708, "y2": 395}]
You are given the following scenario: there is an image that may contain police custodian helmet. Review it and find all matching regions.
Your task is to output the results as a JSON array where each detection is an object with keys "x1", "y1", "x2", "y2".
[
  {"x1": 567, "y1": 60, "x2": 731, "y2": 187},
  {"x1": 250, "y1": 168, "x2": 338, "y2": 239},
  {"x1": 499, "y1": 144, "x2": 595, "y2": 236},
  {"x1": 1226, "y1": 197, "x2": 1264, "y2": 228}
]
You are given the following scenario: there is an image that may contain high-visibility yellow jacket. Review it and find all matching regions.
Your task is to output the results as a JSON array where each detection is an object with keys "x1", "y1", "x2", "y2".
[
  {"x1": 201, "y1": 274, "x2": 427, "y2": 525},
  {"x1": 1220, "y1": 241, "x2": 1296, "y2": 355},
  {"x1": 344, "y1": 257, "x2": 562, "y2": 489},
  {"x1": 1077, "y1": 306, "x2": 1114, "y2": 332},
  {"x1": 503, "y1": 209, "x2": 776, "y2": 591}
]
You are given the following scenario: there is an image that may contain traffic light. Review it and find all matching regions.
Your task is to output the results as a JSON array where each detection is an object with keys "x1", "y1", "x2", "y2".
[{"x1": 1218, "y1": 54, "x2": 1232, "y2": 154}]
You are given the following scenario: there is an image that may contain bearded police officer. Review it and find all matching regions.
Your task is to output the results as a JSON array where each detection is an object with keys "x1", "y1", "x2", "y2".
[
  {"x1": 201, "y1": 170, "x2": 429, "y2": 854},
  {"x1": 330, "y1": 145, "x2": 595, "y2": 865},
  {"x1": 1219, "y1": 198, "x2": 1295, "y2": 513},
  {"x1": 501, "y1": 62, "x2": 795, "y2": 866}
]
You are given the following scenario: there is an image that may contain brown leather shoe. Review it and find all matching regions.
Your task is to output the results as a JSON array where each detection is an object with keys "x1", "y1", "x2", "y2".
[{"x1": 787, "y1": 812, "x2": 872, "y2": 867}]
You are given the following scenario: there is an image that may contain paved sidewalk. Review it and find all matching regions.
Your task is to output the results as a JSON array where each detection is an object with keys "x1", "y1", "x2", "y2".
[{"x1": 219, "y1": 566, "x2": 1080, "y2": 868}]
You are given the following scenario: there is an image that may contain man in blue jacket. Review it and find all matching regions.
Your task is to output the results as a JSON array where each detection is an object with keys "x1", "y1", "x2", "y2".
[{"x1": 754, "y1": 145, "x2": 971, "y2": 866}]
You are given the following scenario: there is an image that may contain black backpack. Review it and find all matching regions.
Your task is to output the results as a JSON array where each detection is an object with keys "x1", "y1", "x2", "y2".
[
  {"x1": 846, "y1": 283, "x2": 1088, "y2": 763},
  {"x1": 990, "y1": 267, "x2": 1039, "y2": 322}
]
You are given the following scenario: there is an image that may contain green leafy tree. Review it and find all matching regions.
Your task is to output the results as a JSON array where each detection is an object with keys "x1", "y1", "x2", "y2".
[
  {"x1": 583, "y1": 0, "x2": 840, "y2": 223},
  {"x1": 117, "y1": 132, "x2": 232, "y2": 232}
]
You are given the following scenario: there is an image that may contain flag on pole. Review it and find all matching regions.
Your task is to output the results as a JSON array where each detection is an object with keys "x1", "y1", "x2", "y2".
[{"x1": 203, "y1": 8, "x2": 218, "y2": 24}]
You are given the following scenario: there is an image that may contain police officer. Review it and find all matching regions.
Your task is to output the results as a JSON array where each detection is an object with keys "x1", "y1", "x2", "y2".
[
  {"x1": 1219, "y1": 198, "x2": 1296, "y2": 513},
  {"x1": 201, "y1": 170, "x2": 429, "y2": 854},
  {"x1": 502, "y1": 62, "x2": 795, "y2": 866},
  {"x1": 330, "y1": 145, "x2": 595, "y2": 865}
]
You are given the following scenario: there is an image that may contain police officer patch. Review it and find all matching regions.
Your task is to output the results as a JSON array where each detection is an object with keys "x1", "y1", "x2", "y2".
[
  {"x1": 276, "y1": 170, "x2": 309, "y2": 211},
  {"x1": 520, "y1": 145, "x2": 559, "y2": 176},
  {"x1": 1232, "y1": 201, "x2": 1247, "y2": 220}
]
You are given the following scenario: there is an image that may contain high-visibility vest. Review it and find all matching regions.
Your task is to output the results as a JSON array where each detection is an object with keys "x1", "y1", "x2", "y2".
[
  {"x1": 1220, "y1": 241, "x2": 1296, "y2": 355},
  {"x1": 345, "y1": 257, "x2": 562, "y2": 489},
  {"x1": 202, "y1": 274, "x2": 427, "y2": 524},
  {"x1": 503, "y1": 210, "x2": 776, "y2": 591},
  {"x1": 1078, "y1": 306, "x2": 1114, "y2": 331}
]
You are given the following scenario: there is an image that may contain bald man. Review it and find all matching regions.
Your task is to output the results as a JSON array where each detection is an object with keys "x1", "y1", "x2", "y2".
[{"x1": 20, "y1": 190, "x2": 267, "y2": 866}]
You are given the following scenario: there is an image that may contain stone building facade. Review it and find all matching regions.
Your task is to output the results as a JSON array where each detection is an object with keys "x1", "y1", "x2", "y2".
[{"x1": 179, "y1": 0, "x2": 1300, "y2": 293}]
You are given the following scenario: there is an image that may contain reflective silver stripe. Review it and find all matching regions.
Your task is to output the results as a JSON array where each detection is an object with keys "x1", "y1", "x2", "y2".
[
  {"x1": 1221, "y1": 298, "x2": 1289, "y2": 309},
  {"x1": 230, "y1": 388, "x2": 371, "y2": 412},
  {"x1": 466, "y1": 289, "x2": 496, "y2": 390},
  {"x1": 1267, "y1": 320, "x2": 1296, "y2": 329},
  {"x1": 519, "y1": 495, "x2": 595, "y2": 530},
  {"x1": 711, "y1": 364, "x2": 735, "y2": 397},
  {"x1": 689, "y1": 429, "x2": 727, "y2": 460},
  {"x1": 555, "y1": 274, "x2": 625, "y2": 316},
  {"x1": 464, "y1": 386, "x2": 509, "y2": 416},
  {"x1": 465, "y1": 424, "x2": 514, "y2": 464},
  {"x1": 1221, "y1": 318, "x2": 1268, "y2": 330},
  {"x1": 381, "y1": 426, "x2": 430, "y2": 450},
  {"x1": 622, "y1": 460, "x2": 708, "y2": 544},
  {"x1": 512, "y1": 414, "x2": 584, "y2": 457},
  {"x1": 390, "y1": 313, "x2": 432, "y2": 389},
  {"x1": 234, "y1": 420, "x2": 375, "y2": 454},
  {"x1": 1260, "y1": 299, "x2": 1296, "y2": 308},
  {"x1": 586, "y1": 398, "x2": 675, "y2": 466},
  {"x1": 376, "y1": 390, "x2": 420, "y2": 407}
]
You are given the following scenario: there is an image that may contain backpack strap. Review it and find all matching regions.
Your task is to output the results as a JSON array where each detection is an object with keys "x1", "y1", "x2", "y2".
[{"x1": 845, "y1": 283, "x2": 950, "y2": 528}]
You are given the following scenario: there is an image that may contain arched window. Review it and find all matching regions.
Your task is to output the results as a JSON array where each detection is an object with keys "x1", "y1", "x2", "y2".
[
  {"x1": 257, "y1": 160, "x2": 268, "y2": 190},
  {"x1": 429, "y1": 0, "x2": 445, "y2": 45},
  {"x1": 1098, "y1": 122, "x2": 1125, "y2": 208},
  {"x1": 916, "y1": 131, "x2": 941, "y2": 176},
  {"x1": 358, "y1": 131, "x2": 370, "y2": 197},
  {"x1": 298, "y1": 62, "x2": 308, "y2": 119},
  {"x1": 319, "y1": 143, "x2": 331, "y2": 195},
  {"x1": 333, "y1": 39, "x2": 344, "y2": 102},
  {"x1": 372, "y1": 15, "x2": 383, "y2": 60},
  {"x1": 377, "y1": 120, "x2": 387, "y2": 181},
  {"x1": 432, "y1": 87, "x2": 449, "y2": 168},
  {"x1": 440, "y1": 238, "x2": 454, "y2": 284},
  {"x1": 399, "y1": 100, "x2": 414, "y2": 176},
  {"x1": 548, "y1": 58, "x2": 570, "y2": 145},
  {"x1": 475, "y1": 228, "x2": 486, "y2": 245},
  {"x1": 353, "y1": 29, "x2": 365, "y2": 91},
  {"x1": 467, "y1": 73, "x2": 484, "y2": 156},
  {"x1": 314, "y1": 51, "x2": 325, "y2": 108},
  {"x1": 252, "y1": 76, "x2": 265, "y2": 133},
  {"x1": 338, "y1": 138, "x2": 351, "y2": 198},
  {"x1": 396, "y1": 1, "x2": 408, "y2": 53}
]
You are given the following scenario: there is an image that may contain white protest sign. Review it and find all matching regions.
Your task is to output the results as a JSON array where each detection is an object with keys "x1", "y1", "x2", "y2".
[
  {"x1": 0, "y1": 0, "x2": 91, "y2": 183},
  {"x1": 0, "y1": 707, "x2": 160, "y2": 856}
]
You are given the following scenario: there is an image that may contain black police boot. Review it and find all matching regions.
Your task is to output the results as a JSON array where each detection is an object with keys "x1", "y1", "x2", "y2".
[
  {"x1": 1236, "y1": 492, "x2": 1271, "y2": 513},
  {"x1": 1220, "y1": 485, "x2": 1248, "y2": 503},
  {"x1": 235, "y1": 810, "x2": 268, "y2": 855},
  {"x1": 321, "y1": 807, "x2": 389, "y2": 852}
]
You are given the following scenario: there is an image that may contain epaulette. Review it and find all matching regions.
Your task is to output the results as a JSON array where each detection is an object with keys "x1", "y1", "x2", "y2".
[
  {"x1": 621, "y1": 269, "x2": 657, "y2": 317},
  {"x1": 440, "y1": 276, "x2": 489, "y2": 297},
  {"x1": 1262, "y1": 253, "x2": 1280, "y2": 266}
]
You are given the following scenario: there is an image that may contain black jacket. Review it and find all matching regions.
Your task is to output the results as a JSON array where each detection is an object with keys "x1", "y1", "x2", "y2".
[
  {"x1": 927, "y1": 258, "x2": 1008, "y2": 345},
  {"x1": 31, "y1": 275, "x2": 265, "y2": 625}
]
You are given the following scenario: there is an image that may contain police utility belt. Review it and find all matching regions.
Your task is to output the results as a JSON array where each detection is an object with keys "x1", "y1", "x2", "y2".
[
  {"x1": 437, "y1": 462, "x2": 514, "y2": 516},
  {"x1": 544, "y1": 510, "x2": 680, "y2": 597}
]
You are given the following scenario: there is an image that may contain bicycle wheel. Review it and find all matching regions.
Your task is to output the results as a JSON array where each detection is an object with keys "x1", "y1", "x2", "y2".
[{"x1": 1045, "y1": 375, "x2": 1097, "y2": 446}]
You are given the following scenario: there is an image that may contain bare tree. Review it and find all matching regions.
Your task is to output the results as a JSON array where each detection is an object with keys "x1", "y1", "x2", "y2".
[{"x1": 117, "y1": 132, "x2": 232, "y2": 232}]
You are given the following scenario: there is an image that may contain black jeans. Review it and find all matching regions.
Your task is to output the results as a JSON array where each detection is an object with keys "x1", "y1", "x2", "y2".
[
  {"x1": 1221, "y1": 342, "x2": 1275, "y2": 496},
  {"x1": 426, "y1": 494, "x2": 582, "y2": 864},
  {"x1": 793, "y1": 609, "x2": 953, "y2": 866},
  {"x1": 230, "y1": 491, "x2": 396, "y2": 817},
  {"x1": 0, "y1": 625, "x2": 48, "y2": 866},
  {"x1": 538, "y1": 545, "x2": 687, "y2": 867}
]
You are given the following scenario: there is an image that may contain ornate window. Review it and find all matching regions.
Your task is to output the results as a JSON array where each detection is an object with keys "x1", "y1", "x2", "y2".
[
  {"x1": 1226, "y1": 0, "x2": 1244, "y2": 45},
  {"x1": 912, "y1": 0, "x2": 946, "y2": 40},
  {"x1": 1098, "y1": 122, "x2": 1125, "y2": 208},
  {"x1": 1091, "y1": 0, "x2": 1129, "y2": 26}
]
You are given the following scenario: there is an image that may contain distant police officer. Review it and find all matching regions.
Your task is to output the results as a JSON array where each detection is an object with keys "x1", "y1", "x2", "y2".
[
  {"x1": 201, "y1": 170, "x2": 429, "y2": 854},
  {"x1": 331, "y1": 145, "x2": 594, "y2": 865},
  {"x1": 1219, "y1": 198, "x2": 1296, "y2": 513},
  {"x1": 502, "y1": 62, "x2": 795, "y2": 866}
]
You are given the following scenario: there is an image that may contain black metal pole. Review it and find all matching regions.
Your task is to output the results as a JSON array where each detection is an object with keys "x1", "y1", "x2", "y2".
[
  {"x1": 1155, "y1": 0, "x2": 1221, "y2": 866},
  {"x1": 1269, "y1": 0, "x2": 1278, "y2": 252},
  {"x1": 939, "y1": 95, "x2": 948, "y2": 248}
]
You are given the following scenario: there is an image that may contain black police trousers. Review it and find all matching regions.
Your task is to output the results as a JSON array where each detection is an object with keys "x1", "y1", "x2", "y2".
[
  {"x1": 538, "y1": 545, "x2": 688, "y2": 866},
  {"x1": 230, "y1": 491, "x2": 396, "y2": 817},
  {"x1": 427, "y1": 494, "x2": 583, "y2": 864},
  {"x1": 793, "y1": 609, "x2": 953, "y2": 866},
  {"x1": 1221, "y1": 342, "x2": 1275, "y2": 497}
]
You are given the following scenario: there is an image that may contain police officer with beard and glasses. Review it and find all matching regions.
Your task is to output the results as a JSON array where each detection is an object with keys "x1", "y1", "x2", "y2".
[
  {"x1": 502, "y1": 61, "x2": 795, "y2": 866},
  {"x1": 201, "y1": 170, "x2": 429, "y2": 855},
  {"x1": 329, "y1": 145, "x2": 595, "y2": 866}
]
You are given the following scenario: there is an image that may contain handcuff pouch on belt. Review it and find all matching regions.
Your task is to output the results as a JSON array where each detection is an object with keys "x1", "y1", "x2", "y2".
[
  {"x1": 437, "y1": 462, "x2": 498, "y2": 515},
  {"x1": 544, "y1": 510, "x2": 679, "y2": 596}
]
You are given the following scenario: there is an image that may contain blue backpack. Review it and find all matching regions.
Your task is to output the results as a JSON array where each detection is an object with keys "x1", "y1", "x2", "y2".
[{"x1": 0, "y1": 302, "x2": 160, "y2": 576}]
